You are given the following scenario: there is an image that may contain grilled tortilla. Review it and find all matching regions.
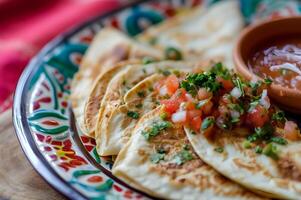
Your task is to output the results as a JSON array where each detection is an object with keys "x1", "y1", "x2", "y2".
[
  {"x1": 112, "y1": 107, "x2": 264, "y2": 200},
  {"x1": 83, "y1": 60, "x2": 140, "y2": 137},
  {"x1": 96, "y1": 61, "x2": 197, "y2": 156},
  {"x1": 71, "y1": 28, "x2": 162, "y2": 135},
  {"x1": 185, "y1": 127, "x2": 301, "y2": 199},
  {"x1": 137, "y1": 0, "x2": 244, "y2": 68}
]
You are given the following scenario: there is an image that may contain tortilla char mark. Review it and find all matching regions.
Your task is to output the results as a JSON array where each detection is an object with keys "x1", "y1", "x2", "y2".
[
  {"x1": 146, "y1": 127, "x2": 257, "y2": 198},
  {"x1": 278, "y1": 155, "x2": 301, "y2": 182}
]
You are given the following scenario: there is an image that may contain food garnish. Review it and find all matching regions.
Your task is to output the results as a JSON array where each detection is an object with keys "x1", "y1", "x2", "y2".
[
  {"x1": 127, "y1": 111, "x2": 140, "y2": 119},
  {"x1": 165, "y1": 47, "x2": 182, "y2": 60},
  {"x1": 142, "y1": 120, "x2": 172, "y2": 140},
  {"x1": 214, "y1": 147, "x2": 224, "y2": 153},
  {"x1": 173, "y1": 147, "x2": 193, "y2": 165},
  {"x1": 150, "y1": 149, "x2": 165, "y2": 164},
  {"x1": 153, "y1": 63, "x2": 301, "y2": 159}
]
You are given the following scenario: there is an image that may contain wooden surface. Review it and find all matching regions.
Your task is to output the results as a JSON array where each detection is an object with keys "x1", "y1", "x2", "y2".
[{"x1": 0, "y1": 109, "x2": 66, "y2": 200}]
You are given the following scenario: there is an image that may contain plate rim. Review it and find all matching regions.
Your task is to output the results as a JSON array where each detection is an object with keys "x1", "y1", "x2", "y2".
[{"x1": 12, "y1": 0, "x2": 155, "y2": 199}]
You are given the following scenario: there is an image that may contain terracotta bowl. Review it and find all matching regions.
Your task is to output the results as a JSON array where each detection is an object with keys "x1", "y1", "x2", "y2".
[{"x1": 233, "y1": 16, "x2": 301, "y2": 114}]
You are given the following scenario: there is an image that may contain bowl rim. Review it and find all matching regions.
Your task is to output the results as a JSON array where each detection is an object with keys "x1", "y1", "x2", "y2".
[{"x1": 233, "y1": 16, "x2": 301, "y2": 98}]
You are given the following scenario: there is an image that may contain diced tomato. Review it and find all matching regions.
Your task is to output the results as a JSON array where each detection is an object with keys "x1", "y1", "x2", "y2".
[
  {"x1": 154, "y1": 79, "x2": 165, "y2": 92},
  {"x1": 161, "y1": 99, "x2": 180, "y2": 115},
  {"x1": 203, "y1": 124, "x2": 214, "y2": 139},
  {"x1": 165, "y1": 74, "x2": 179, "y2": 95},
  {"x1": 171, "y1": 88, "x2": 187, "y2": 102},
  {"x1": 187, "y1": 110, "x2": 202, "y2": 119},
  {"x1": 197, "y1": 88, "x2": 212, "y2": 100},
  {"x1": 247, "y1": 105, "x2": 269, "y2": 127},
  {"x1": 190, "y1": 116, "x2": 202, "y2": 131},
  {"x1": 217, "y1": 76, "x2": 234, "y2": 91},
  {"x1": 212, "y1": 110, "x2": 220, "y2": 118},
  {"x1": 284, "y1": 121, "x2": 301, "y2": 141},
  {"x1": 161, "y1": 89, "x2": 187, "y2": 115},
  {"x1": 220, "y1": 94, "x2": 232, "y2": 105},
  {"x1": 186, "y1": 101, "x2": 196, "y2": 110},
  {"x1": 202, "y1": 100, "x2": 213, "y2": 115}
]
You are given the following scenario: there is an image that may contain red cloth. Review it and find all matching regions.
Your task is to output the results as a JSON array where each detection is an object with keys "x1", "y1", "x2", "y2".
[{"x1": 0, "y1": 0, "x2": 122, "y2": 113}]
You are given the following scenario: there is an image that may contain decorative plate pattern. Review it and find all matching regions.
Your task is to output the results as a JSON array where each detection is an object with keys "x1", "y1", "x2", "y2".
[
  {"x1": 13, "y1": 0, "x2": 203, "y2": 199},
  {"x1": 14, "y1": 0, "x2": 301, "y2": 199}
]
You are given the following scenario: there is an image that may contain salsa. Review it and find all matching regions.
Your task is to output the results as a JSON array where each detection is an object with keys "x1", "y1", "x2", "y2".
[
  {"x1": 248, "y1": 41, "x2": 301, "y2": 90},
  {"x1": 153, "y1": 63, "x2": 301, "y2": 159}
]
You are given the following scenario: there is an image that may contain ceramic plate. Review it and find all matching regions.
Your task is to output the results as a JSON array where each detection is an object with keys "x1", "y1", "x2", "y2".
[
  {"x1": 13, "y1": 0, "x2": 203, "y2": 199},
  {"x1": 14, "y1": 0, "x2": 301, "y2": 199}
]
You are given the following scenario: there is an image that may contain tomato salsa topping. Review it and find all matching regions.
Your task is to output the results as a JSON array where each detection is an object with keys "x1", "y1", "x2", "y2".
[
  {"x1": 155, "y1": 63, "x2": 301, "y2": 159},
  {"x1": 249, "y1": 42, "x2": 301, "y2": 90}
]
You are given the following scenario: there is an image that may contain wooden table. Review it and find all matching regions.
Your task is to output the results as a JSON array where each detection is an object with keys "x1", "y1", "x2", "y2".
[{"x1": 0, "y1": 109, "x2": 66, "y2": 200}]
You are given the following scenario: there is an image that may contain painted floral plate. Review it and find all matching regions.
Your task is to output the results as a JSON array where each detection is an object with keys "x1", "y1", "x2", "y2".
[
  {"x1": 12, "y1": 0, "x2": 204, "y2": 199},
  {"x1": 13, "y1": 0, "x2": 301, "y2": 199}
]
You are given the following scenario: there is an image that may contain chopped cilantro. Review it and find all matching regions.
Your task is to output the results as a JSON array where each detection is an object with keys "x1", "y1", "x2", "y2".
[
  {"x1": 255, "y1": 146, "x2": 263, "y2": 154},
  {"x1": 233, "y1": 77, "x2": 244, "y2": 96},
  {"x1": 249, "y1": 81, "x2": 262, "y2": 95},
  {"x1": 272, "y1": 111, "x2": 286, "y2": 123},
  {"x1": 173, "y1": 149, "x2": 193, "y2": 165},
  {"x1": 150, "y1": 152, "x2": 165, "y2": 164},
  {"x1": 142, "y1": 121, "x2": 172, "y2": 140},
  {"x1": 196, "y1": 99, "x2": 209, "y2": 109},
  {"x1": 148, "y1": 87, "x2": 154, "y2": 92},
  {"x1": 248, "y1": 100, "x2": 259, "y2": 112},
  {"x1": 201, "y1": 117, "x2": 215, "y2": 130},
  {"x1": 157, "y1": 148, "x2": 166, "y2": 154},
  {"x1": 264, "y1": 78, "x2": 273, "y2": 85},
  {"x1": 242, "y1": 140, "x2": 251, "y2": 149},
  {"x1": 263, "y1": 143, "x2": 278, "y2": 160},
  {"x1": 247, "y1": 123, "x2": 274, "y2": 142},
  {"x1": 165, "y1": 47, "x2": 182, "y2": 60},
  {"x1": 183, "y1": 144, "x2": 190, "y2": 150},
  {"x1": 137, "y1": 91, "x2": 146, "y2": 98},
  {"x1": 127, "y1": 111, "x2": 139, "y2": 119},
  {"x1": 191, "y1": 131, "x2": 197, "y2": 135},
  {"x1": 149, "y1": 37, "x2": 157, "y2": 45},
  {"x1": 142, "y1": 57, "x2": 155, "y2": 64},
  {"x1": 162, "y1": 70, "x2": 171, "y2": 76},
  {"x1": 228, "y1": 103, "x2": 244, "y2": 114},
  {"x1": 270, "y1": 137, "x2": 287, "y2": 145},
  {"x1": 180, "y1": 72, "x2": 221, "y2": 95},
  {"x1": 214, "y1": 147, "x2": 224, "y2": 153},
  {"x1": 210, "y1": 62, "x2": 231, "y2": 80},
  {"x1": 231, "y1": 117, "x2": 240, "y2": 123},
  {"x1": 135, "y1": 103, "x2": 143, "y2": 109},
  {"x1": 160, "y1": 112, "x2": 167, "y2": 120},
  {"x1": 172, "y1": 70, "x2": 181, "y2": 77}
]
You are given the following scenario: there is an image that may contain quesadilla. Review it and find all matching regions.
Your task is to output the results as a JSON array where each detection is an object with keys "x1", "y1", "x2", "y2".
[
  {"x1": 112, "y1": 107, "x2": 264, "y2": 200},
  {"x1": 137, "y1": 0, "x2": 244, "y2": 68},
  {"x1": 152, "y1": 62, "x2": 301, "y2": 199},
  {"x1": 83, "y1": 60, "x2": 140, "y2": 137},
  {"x1": 96, "y1": 61, "x2": 197, "y2": 156},
  {"x1": 70, "y1": 28, "x2": 162, "y2": 135}
]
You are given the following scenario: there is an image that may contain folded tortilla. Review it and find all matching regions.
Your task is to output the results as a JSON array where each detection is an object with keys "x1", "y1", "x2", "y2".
[
  {"x1": 185, "y1": 127, "x2": 301, "y2": 199},
  {"x1": 83, "y1": 60, "x2": 141, "y2": 137},
  {"x1": 112, "y1": 107, "x2": 264, "y2": 200},
  {"x1": 70, "y1": 28, "x2": 162, "y2": 136},
  {"x1": 137, "y1": 0, "x2": 244, "y2": 68},
  {"x1": 96, "y1": 61, "x2": 197, "y2": 156}
]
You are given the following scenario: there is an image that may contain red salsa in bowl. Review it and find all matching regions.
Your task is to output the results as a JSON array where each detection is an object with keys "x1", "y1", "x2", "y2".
[
  {"x1": 249, "y1": 40, "x2": 301, "y2": 90},
  {"x1": 234, "y1": 17, "x2": 301, "y2": 113}
]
